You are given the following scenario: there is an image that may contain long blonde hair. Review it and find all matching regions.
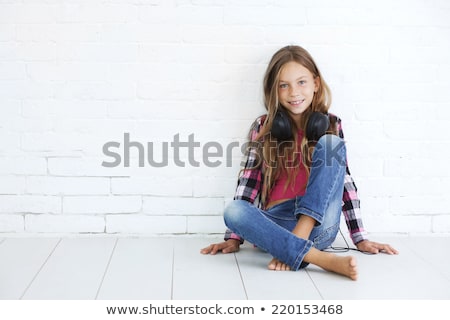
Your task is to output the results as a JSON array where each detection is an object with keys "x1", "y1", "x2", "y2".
[{"x1": 254, "y1": 45, "x2": 332, "y2": 205}]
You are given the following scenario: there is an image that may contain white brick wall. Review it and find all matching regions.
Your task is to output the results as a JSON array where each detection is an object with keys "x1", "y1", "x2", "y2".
[{"x1": 1, "y1": 0, "x2": 449, "y2": 236}]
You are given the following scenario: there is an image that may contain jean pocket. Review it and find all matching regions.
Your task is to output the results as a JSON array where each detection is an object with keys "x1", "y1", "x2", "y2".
[{"x1": 313, "y1": 222, "x2": 339, "y2": 250}]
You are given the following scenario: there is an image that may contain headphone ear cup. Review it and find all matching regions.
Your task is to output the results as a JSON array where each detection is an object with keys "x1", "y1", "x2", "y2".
[
  {"x1": 271, "y1": 110, "x2": 293, "y2": 141},
  {"x1": 305, "y1": 112, "x2": 330, "y2": 141}
]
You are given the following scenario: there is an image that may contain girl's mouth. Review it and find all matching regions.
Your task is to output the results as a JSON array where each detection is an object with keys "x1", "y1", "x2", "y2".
[{"x1": 288, "y1": 99, "x2": 305, "y2": 106}]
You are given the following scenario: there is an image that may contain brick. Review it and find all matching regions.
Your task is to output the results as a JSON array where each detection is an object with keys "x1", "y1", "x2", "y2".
[
  {"x1": 224, "y1": 6, "x2": 306, "y2": 25},
  {"x1": 22, "y1": 99, "x2": 108, "y2": 119},
  {"x1": 107, "y1": 100, "x2": 194, "y2": 120},
  {"x1": 106, "y1": 215, "x2": 187, "y2": 234},
  {"x1": 17, "y1": 23, "x2": 100, "y2": 42},
  {"x1": 112, "y1": 177, "x2": 192, "y2": 197},
  {"x1": 25, "y1": 214, "x2": 105, "y2": 233},
  {"x1": 176, "y1": 6, "x2": 223, "y2": 25},
  {"x1": 0, "y1": 62, "x2": 26, "y2": 80},
  {"x1": 357, "y1": 195, "x2": 390, "y2": 216},
  {"x1": 0, "y1": 80, "x2": 54, "y2": 99},
  {"x1": 57, "y1": 4, "x2": 136, "y2": 23},
  {"x1": 363, "y1": 214, "x2": 432, "y2": 233},
  {"x1": 192, "y1": 177, "x2": 236, "y2": 198},
  {"x1": 432, "y1": 215, "x2": 450, "y2": 233},
  {"x1": 0, "y1": 129, "x2": 20, "y2": 152},
  {"x1": 137, "y1": 24, "x2": 181, "y2": 43},
  {"x1": 139, "y1": 44, "x2": 180, "y2": 63},
  {"x1": 178, "y1": 45, "x2": 225, "y2": 64},
  {"x1": 182, "y1": 26, "x2": 264, "y2": 44},
  {"x1": 26, "y1": 176, "x2": 110, "y2": 196},
  {"x1": 393, "y1": 7, "x2": 450, "y2": 27},
  {"x1": 18, "y1": 43, "x2": 58, "y2": 62},
  {"x1": 384, "y1": 158, "x2": 450, "y2": 178},
  {"x1": 142, "y1": 196, "x2": 224, "y2": 215},
  {"x1": 0, "y1": 23, "x2": 15, "y2": 41},
  {"x1": 63, "y1": 196, "x2": 141, "y2": 214},
  {"x1": 26, "y1": 62, "x2": 108, "y2": 82},
  {"x1": 346, "y1": 157, "x2": 383, "y2": 179},
  {"x1": 48, "y1": 157, "x2": 131, "y2": 177},
  {"x1": 0, "y1": 157, "x2": 47, "y2": 175},
  {"x1": 187, "y1": 215, "x2": 225, "y2": 233},
  {"x1": 306, "y1": 7, "x2": 390, "y2": 26},
  {"x1": 138, "y1": 6, "x2": 177, "y2": 24},
  {"x1": 389, "y1": 196, "x2": 449, "y2": 215},
  {"x1": 65, "y1": 43, "x2": 138, "y2": 62},
  {"x1": 0, "y1": 215, "x2": 24, "y2": 232},
  {"x1": 0, "y1": 176, "x2": 26, "y2": 195},
  {"x1": 54, "y1": 81, "x2": 135, "y2": 100},
  {"x1": 390, "y1": 46, "x2": 450, "y2": 64},
  {"x1": 0, "y1": 4, "x2": 57, "y2": 23},
  {"x1": 0, "y1": 195, "x2": 61, "y2": 214},
  {"x1": 358, "y1": 177, "x2": 444, "y2": 198}
]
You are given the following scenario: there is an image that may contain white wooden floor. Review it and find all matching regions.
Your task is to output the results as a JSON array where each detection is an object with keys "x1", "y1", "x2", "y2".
[{"x1": 1, "y1": 235, "x2": 449, "y2": 300}]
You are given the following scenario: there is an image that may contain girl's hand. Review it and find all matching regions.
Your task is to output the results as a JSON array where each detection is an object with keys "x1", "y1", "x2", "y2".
[
  {"x1": 356, "y1": 240, "x2": 399, "y2": 255},
  {"x1": 200, "y1": 239, "x2": 240, "y2": 255}
]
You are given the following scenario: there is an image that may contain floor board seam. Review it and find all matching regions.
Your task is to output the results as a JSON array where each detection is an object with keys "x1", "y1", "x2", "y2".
[
  {"x1": 95, "y1": 238, "x2": 119, "y2": 300},
  {"x1": 234, "y1": 253, "x2": 249, "y2": 300},
  {"x1": 19, "y1": 238, "x2": 62, "y2": 300},
  {"x1": 305, "y1": 269, "x2": 324, "y2": 300}
]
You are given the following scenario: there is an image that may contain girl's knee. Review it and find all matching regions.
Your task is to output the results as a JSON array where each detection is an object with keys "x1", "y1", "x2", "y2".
[
  {"x1": 223, "y1": 200, "x2": 249, "y2": 229},
  {"x1": 314, "y1": 134, "x2": 346, "y2": 167},
  {"x1": 317, "y1": 134, "x2": 345, "y2": 153}
]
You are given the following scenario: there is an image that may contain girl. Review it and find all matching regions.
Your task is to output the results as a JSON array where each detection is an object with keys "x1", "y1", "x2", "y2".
[{"x1": 201, "y1": 45, "x2": 398, "y2": 280}]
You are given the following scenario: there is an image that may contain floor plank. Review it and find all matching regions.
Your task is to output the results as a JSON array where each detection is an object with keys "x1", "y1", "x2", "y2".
[
  {"x1": 235, "y1": 242, "x2": 322, "y2": 299},
  {"x1": 0, "y1": 238, "x2": 60, "y2": 299},
  {"x1": 401, "y1": 236, "x2": 450, "y2": 281},
  {"x1": 97, "y1": 238, "x2": 174, "y2": 300},
  {"x1": 172, "y1": 237, "x2": 247, "y2": 300},
  {"x1": 22, "y1": 238, "x2": 116, "y2": 300},
  {"x1": 307, "y1": 237, "x2": 450, "y2": 299}
]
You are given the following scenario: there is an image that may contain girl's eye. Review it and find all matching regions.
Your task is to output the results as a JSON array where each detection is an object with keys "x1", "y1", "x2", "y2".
[
  {"x1": 279, "y1": 84, "x2": 288, "y2": 89},
  {"x1": 298, "y1": 80, "x2": 306, "y2": 85}
]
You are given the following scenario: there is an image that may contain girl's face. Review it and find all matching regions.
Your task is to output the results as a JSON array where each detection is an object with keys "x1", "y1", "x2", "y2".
[{"x1": 277, "y1": 61, "x2": 319, "y2": 121}]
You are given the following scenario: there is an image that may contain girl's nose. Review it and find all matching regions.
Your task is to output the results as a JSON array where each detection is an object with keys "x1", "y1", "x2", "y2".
[{"x1": 289, "y1": 88, "x2": 300, "y2": 97}]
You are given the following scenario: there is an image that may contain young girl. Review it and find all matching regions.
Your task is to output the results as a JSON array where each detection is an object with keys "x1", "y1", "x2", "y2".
[{"x1": 201, "y1": 45, "x2": 398, "y2": 280}]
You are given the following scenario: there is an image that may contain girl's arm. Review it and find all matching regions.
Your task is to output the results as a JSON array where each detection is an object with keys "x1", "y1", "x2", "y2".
[
  {"x1": 342, "y1": 171, "x2": 367, "y2": 245},
  {"x1": 336, "y1": 117, "x2": 368, "y2": 245},
  {"x1": 223, "y1": 116, "x2": 265, "y2": 243}
]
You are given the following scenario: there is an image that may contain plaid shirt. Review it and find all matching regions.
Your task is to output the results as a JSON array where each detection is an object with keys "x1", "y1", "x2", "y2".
[{"x1": 224, "y1": 114, "x2": 367, "y2": 245}]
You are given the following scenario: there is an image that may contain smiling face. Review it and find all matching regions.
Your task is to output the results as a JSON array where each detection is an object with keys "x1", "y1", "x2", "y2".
[{"x1": 277, "y1": 61, "x2": 319, "y2": 122}]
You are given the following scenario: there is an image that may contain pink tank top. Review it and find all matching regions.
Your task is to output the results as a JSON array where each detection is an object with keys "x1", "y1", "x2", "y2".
[
  {"x1": 267, "y1": 163, "x2": 308, "y2": 203},
  {"x1": 267, "y1": 130, "x2": 308, "y2": 204}
]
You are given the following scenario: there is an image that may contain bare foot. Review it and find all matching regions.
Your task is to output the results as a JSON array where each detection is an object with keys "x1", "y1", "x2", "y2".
[
  {"x1": 268, "y1": 258, "x2": 291, "y2": 271},
  {"x1": 325, "y1": 255, "x2": 358, "y2": 280}
]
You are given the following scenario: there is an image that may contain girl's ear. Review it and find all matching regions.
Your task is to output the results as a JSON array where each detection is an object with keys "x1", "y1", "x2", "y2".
[{"x1": 314, "y1": 76, "x2": 320, "y2": 93}]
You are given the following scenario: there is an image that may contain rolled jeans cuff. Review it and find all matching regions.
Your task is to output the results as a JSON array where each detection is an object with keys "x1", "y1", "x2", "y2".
[
  {"x1": 292, "y1": 238, "x2": 314, "y2": 271},
  {"x1": 294, "y1": 206, "x2": 323, "y2": 226}
]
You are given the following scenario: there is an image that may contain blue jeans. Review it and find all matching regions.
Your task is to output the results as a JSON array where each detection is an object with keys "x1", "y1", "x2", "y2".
[{"x1": 224, "y1": 135, "x2": 347, "y2": 271}]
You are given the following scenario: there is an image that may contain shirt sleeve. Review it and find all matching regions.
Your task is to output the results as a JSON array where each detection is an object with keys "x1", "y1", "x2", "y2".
[
  {"x1": 224, "y1": 116, "x2": 264, "y2": 243},
  {"x1": 337, "y1": 117, "x2": 368, "y2": 245}
]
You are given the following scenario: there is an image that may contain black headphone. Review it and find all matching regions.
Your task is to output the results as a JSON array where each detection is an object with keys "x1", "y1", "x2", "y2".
[{"x1": 270, "y1": 109, "x2": 330, "y2": 142}]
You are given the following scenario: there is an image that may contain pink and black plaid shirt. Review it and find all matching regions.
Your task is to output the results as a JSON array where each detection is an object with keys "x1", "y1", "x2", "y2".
[{"x1": 224, "y1": 114, "x2": 367, "y2": 246}]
